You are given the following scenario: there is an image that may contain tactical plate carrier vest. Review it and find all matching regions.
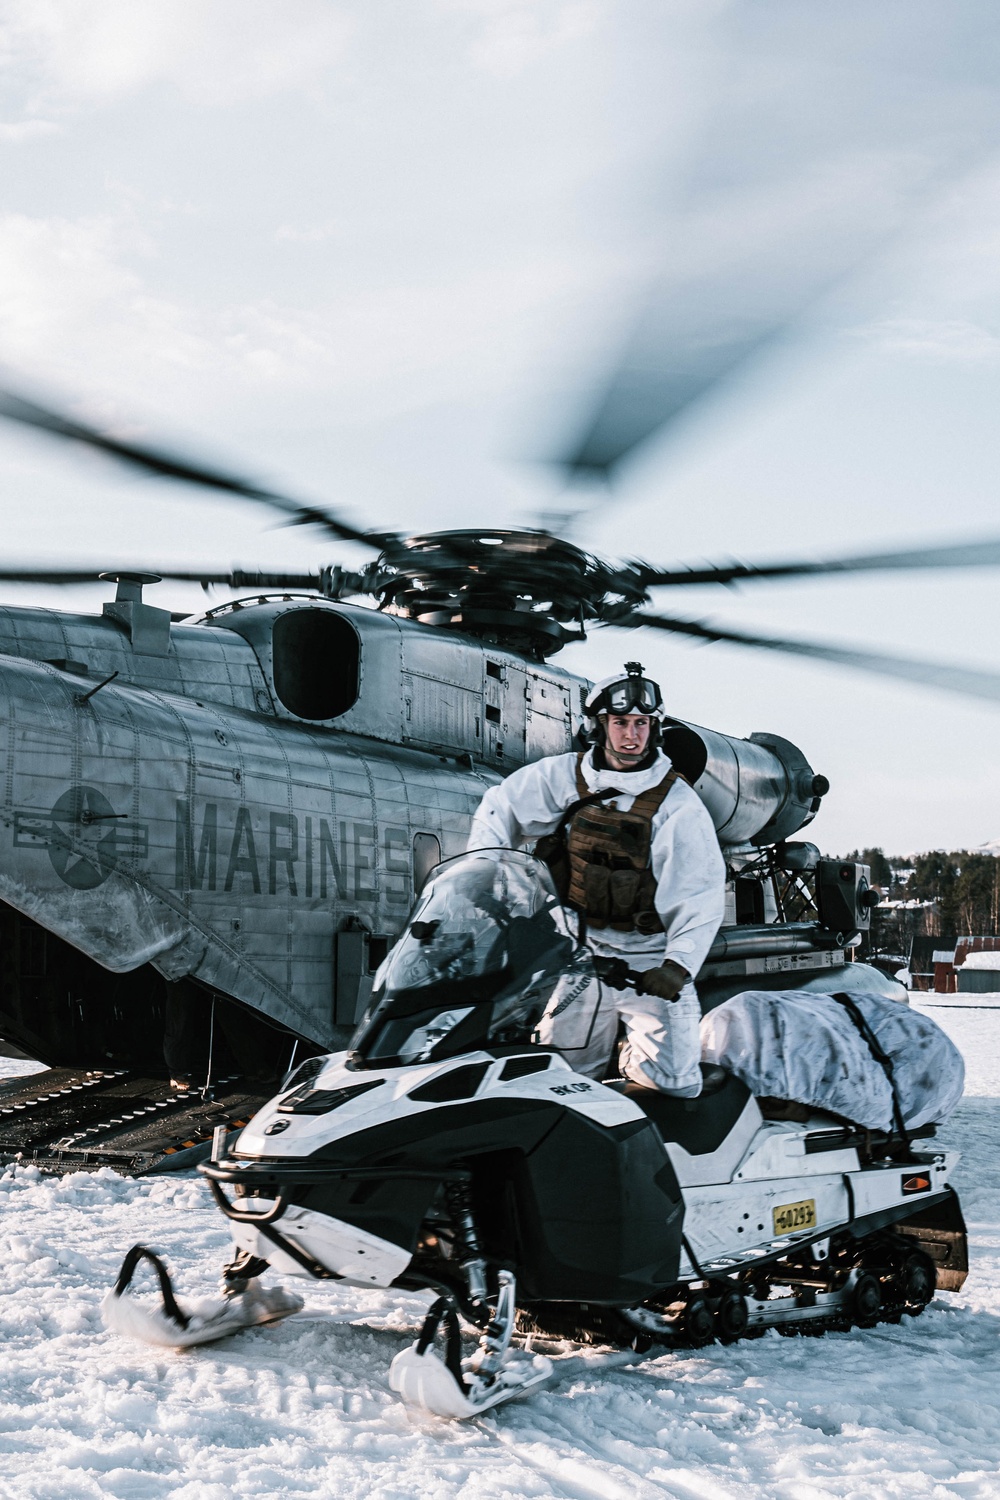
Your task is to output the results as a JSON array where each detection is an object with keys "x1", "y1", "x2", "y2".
[{"x1": 535, "y1": 753, "x2": 682, "y2": 934}]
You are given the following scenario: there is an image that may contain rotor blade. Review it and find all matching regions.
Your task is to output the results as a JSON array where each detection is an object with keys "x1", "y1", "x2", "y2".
[
  {"x1": 0, "y1": 565, "x2": 372, "y2": 596},
  {"x1": 0, "y1": 567, "x2": 117, "y2": 586},
  {"x1": 628, "y1": 537, "x2": 1000, "y2": 589},
  {"x1": 627, "y1": 610, "x2": 1000, "y2": 705},
  {"x1": 556, "y1": 305, "x2": 796, "y2": 481},
  {"x1": 551, "y1": 3, "x2": 1000, "y2": 480},
  {"x1": 0, "y1": 389, "x2": 378, "y2": 546}
]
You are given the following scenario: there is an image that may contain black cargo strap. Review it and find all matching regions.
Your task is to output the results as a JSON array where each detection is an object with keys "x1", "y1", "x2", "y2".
[{"x1": 830, "y1": 992, "x2": 911, "y2": 1149}]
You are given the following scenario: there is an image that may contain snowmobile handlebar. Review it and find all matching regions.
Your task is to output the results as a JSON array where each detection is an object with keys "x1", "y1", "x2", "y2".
[{"x1": 591, "y1": 956, "x2": 642, "y2": 991}]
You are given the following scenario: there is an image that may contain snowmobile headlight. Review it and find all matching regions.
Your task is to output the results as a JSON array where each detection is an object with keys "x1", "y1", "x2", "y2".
[
  {"x1": 277, "y1": 1077, "x2": 383, "y2": 1115},
  {"x1": 279, "y1": 1054, "x2": 327, "y2": 1093}
]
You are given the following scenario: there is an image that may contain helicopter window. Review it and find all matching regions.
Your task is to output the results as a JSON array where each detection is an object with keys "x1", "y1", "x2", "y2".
[
  {"x1": 413, "y1": 832, "x2": 441, "y2": 894},
  {"x1": 271, "y1": 610, "x2": 360, "y2": 721}
]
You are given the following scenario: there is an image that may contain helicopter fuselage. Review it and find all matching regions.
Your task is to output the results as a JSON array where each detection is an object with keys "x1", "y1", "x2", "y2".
[{"x1": 0, "y1": 581, "x2": 845, "y2": 1081}]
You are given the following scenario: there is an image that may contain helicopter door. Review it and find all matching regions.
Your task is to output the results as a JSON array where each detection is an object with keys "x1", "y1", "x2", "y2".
[{"x1": 525, "y1": 673, "x2": 572, "y2": 759}]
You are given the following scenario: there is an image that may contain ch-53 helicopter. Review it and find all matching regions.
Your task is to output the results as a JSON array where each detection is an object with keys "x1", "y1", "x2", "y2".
[{"x1": 0, "y1": 361, "x2": 996, "y2": 1176}]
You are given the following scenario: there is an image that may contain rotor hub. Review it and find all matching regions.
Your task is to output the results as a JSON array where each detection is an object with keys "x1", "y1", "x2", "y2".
[{"x1": 373, "y1": 530, "x2": 647, "y2": 658}]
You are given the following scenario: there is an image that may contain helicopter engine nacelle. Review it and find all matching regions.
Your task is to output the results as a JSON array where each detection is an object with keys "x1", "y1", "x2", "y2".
[{"x1": 658, "y1": 720, "x2": 827, "y2": 849}]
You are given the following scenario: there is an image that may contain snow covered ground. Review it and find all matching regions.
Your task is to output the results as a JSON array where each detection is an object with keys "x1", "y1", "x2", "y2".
[{"x1": 0, "y1": 1002, "x2": 997, "y2": 1500}]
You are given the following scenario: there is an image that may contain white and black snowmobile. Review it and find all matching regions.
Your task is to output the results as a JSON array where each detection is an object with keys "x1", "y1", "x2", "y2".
[{"x1": 104, "y1": 850, "x2": 968, "y2": 1420}]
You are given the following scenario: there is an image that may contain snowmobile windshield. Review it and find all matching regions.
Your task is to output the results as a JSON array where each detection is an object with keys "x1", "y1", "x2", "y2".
[{"x1": 350, "y1": 849, "x2": 595, "y2": 1068}]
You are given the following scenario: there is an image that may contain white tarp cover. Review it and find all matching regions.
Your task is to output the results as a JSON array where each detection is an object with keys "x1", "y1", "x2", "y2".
[{"x1": 701, "y1": 989, "x2": 965, "y2": 1130}]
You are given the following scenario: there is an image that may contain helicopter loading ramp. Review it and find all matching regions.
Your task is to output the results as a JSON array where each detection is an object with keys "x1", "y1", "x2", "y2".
[{"x1": 0, "y1": 1067, "x2": 270, "y2": 1175}]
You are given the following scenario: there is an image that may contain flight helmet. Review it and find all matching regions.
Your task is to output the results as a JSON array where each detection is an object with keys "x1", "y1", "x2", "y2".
[{"x1": 583, "y1": 662, "x2": 665, "y2": 745}]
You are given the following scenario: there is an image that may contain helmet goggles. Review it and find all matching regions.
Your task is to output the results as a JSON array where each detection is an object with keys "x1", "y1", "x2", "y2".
[{"x1": 597, "y1": 675, "x2": 663, "y2": 716}]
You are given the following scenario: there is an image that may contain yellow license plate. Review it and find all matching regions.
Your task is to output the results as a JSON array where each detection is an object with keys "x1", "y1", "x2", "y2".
[{"x1": 772, "y1": 1198, "x2": 817, "y2": 1236}]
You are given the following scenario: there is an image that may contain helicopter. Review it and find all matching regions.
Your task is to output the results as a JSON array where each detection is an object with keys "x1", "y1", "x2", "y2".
[{"x1": 0, "y1": 372, "x2": 996, "y2": 1174}]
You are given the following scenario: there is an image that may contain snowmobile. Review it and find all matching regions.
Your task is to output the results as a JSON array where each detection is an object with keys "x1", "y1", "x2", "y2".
[{"x1": 104, "y1": 849, "x2": 968, "y2": 1419}]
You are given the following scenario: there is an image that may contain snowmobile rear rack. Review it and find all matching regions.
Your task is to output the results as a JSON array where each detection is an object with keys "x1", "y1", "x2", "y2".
[{"x1": 802, "y1": 1121, "x2": 936, "y2": 1160}]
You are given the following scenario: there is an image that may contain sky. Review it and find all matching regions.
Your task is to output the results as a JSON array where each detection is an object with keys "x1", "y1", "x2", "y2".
[{"x1": 0, "y1": 0, "x2": 998, "y2": 855}]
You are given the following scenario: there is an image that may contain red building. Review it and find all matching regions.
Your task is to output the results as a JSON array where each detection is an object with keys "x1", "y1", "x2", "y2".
[{"x1": 930, "y1": 936, "x2": 1000, "y2": 993}]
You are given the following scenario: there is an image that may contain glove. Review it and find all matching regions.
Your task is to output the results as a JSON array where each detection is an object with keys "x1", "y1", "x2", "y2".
[
  {"x1": 592, "y1": 956, "x2": 632, "y2": 991},
  {"x1": 635, "y1": 960, "x2": 689, "y2": 1002}
]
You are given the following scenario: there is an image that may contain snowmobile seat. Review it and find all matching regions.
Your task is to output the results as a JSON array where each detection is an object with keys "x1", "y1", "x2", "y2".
[{"x1": 611, "y1": 1065, "x2": 752, "y2": 1157}]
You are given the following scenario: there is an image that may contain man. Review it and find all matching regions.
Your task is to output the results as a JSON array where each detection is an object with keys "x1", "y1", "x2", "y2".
[{"x1": 468, "y1": 663, "x2": 726, "y2": 1096}]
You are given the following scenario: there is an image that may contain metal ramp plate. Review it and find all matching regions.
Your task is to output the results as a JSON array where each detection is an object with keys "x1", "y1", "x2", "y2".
[{"x1": 0, "y1": 1068, "x2": 270, "y2": 1175}]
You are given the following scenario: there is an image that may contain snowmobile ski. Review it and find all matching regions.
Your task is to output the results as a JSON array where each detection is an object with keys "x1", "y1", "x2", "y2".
[
  {"x1": 389, "y1": 1272, "x2": 553, "y2": 1417},
  {"x1": 102, "y1": 1244, "x2": 303, "y2": 1349}
]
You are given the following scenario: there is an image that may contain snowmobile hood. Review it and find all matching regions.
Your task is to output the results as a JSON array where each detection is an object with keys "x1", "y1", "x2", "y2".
[{"x1": 232, "y1": 1047, "x2": 642, "y2": 1162}]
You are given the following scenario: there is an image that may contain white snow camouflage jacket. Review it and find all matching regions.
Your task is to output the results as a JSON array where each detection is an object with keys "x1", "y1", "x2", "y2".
[{"x1": 468, "y1": 747, "x2": 726, "y2": 972}]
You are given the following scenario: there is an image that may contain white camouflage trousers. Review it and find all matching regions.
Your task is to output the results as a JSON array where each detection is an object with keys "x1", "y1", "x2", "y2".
[{"x1": 535, "y1": 945, "x2": 703, "y2": 1098}]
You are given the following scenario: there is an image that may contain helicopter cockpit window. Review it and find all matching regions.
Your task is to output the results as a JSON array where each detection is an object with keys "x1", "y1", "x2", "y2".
[{"x1": 271, "y1": 609, "x2": 360, "y2": 721}]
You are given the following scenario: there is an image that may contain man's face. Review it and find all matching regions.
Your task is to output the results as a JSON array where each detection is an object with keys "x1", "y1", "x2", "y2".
[{"x1": 604, "y1": 714, "x2": 651, "y2": 768}]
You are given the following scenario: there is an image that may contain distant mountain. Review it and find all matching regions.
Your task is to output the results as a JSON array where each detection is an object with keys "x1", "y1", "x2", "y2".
[{"x1": 977, "y1": 839, "x2": 1000, "y2": 856}]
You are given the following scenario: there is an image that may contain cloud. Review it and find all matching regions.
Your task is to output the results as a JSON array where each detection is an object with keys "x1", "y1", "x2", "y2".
[
  {"x1": 854, "y1": 317, "x2": 1000, "y2": 364},
  {"x1": 0, "y1": 201, "x2": 614, "y2": 444},
  {"x1": 274, "y1": 223, "x2": 344, "y2": 246},
  {"x1": 0, "y1": 213, "x2": 147, "y2": 345},
  {"x1": 0, "y1": 1, "x2": 355, "y2": 108},
  {"x1": 436, "y1": 0, "x2": 603, "y2": 76},
  {"x1": 0, "y1": 118, "x2": 59, "y2": 142},
  {"x1": 532, "y1": 0, "x2": 1000, "y2": 473}
]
